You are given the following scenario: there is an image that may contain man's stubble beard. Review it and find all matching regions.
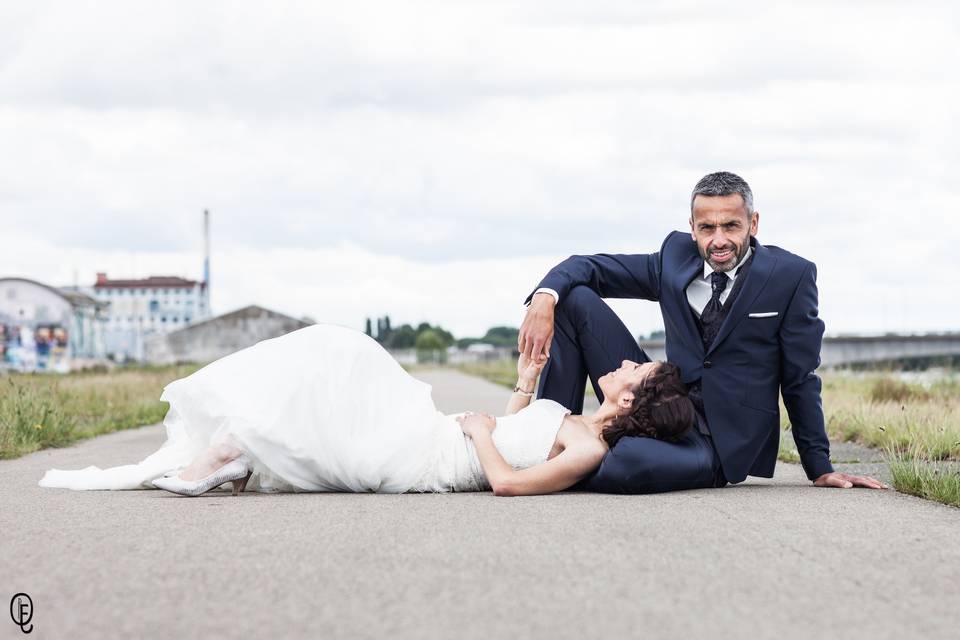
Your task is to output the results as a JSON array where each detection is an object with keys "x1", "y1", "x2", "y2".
[{"x1": 702, "y1": 237, "x2": 749, "y2": 273}]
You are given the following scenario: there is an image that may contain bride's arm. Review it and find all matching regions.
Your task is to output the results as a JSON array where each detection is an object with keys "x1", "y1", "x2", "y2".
[
  {"x1": 505, "y1": 352, "x2": 546, "y2": 415},
  {"x1": 457, "y1": 414, "x2": 605, "y2": 496},
  {"x1": 504, "y1": 378, "x2": 535, "y2": 415}
]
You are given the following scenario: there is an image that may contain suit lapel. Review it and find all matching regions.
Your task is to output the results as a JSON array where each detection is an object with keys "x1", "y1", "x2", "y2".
[
  {"x1": 706, "y1": 238, "x2": 777, "y2": 356},
  {"x1": 670, "y1": 251, "x2": 705, "y2": 356}
]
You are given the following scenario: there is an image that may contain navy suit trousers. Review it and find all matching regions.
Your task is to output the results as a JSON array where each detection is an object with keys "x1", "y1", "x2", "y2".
[{"x1": 539, "y1": 285, "x2": 727, "y2": 494}]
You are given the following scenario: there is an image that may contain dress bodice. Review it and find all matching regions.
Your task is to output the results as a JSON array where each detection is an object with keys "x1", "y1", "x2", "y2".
[{"x1": 408, "y1": 399, "x2": 572, "y2": 493}]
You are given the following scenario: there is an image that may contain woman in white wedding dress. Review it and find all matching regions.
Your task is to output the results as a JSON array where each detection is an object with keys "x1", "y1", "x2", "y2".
[{"x1": 39, "y1": 323, "x2": 695, "y2": 497}]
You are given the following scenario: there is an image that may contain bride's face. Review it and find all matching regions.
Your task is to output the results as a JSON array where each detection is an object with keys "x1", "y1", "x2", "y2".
[{"x1": 598, "y1": 360, "x2": 659, "y2": 407}]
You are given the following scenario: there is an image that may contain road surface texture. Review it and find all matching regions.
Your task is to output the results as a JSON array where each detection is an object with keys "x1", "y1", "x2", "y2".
[{"x1": 2, "y1": 369, "x2": 957, "y2": 639}]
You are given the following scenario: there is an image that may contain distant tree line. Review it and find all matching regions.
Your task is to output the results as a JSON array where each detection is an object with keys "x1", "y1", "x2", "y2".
[
  {"x1": 365, "y1": 315, "x2": 455, "y2": 351},
  {"x1": 364, "y1": 316, "x2": 520, "y2": 353},
  {"x1": 364, "y1": 315, "x2": 668, "y2": 356},
  {"x1": 456, "y1": 326, "x2": 519, "y2": 350}
]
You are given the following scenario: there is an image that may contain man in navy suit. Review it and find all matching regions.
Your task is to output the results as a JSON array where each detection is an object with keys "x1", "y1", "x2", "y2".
[{"x1": 518, "y1": 171, "x2": 885, "y2": 493}]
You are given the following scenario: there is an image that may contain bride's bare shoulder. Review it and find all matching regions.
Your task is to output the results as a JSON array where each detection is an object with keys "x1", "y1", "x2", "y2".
[{"x1": 558, "y1": 415, "x2": 608, "y2": 451}]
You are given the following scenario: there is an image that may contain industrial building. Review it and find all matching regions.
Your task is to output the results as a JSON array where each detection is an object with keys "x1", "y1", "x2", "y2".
[
  {"x1": 145, "y1": 305, "x2": 312, "y2": 364},
  {"x1": 85, "y1": 209, "x2": 214, "y2": 361},
  {"x1": 89, "y1": 272, "x2": 211, "y2": 361}
]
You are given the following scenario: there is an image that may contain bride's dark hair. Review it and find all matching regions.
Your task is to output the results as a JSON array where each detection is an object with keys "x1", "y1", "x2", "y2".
[{"x1": 601, "y1": 362, "x2": 695, "y2": 448}]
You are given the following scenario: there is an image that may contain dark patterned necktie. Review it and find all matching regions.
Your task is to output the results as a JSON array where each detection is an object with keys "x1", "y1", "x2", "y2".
[{"x1": 700, "y1": 271, "x2": 730, "y2": 348}]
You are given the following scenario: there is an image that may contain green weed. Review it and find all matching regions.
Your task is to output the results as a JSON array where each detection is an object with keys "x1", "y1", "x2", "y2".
[{"x1": 0, "y1": 364, "x2": 199, "y2": 459}]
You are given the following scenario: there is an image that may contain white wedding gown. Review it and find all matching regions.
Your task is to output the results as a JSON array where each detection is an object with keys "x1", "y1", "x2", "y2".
[{"x1": 38, "y1": 323, "x2": 571, "y2": 493}]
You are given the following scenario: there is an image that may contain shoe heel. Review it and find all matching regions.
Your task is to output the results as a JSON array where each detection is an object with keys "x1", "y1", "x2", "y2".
[{"x1": 231, "y1": 469, "x2": 253, "y2": 496}]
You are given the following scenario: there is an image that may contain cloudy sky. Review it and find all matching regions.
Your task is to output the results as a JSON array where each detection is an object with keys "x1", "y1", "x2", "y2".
[{"x1": 1, "y1": 1, "x2": 957, "y2": 338}]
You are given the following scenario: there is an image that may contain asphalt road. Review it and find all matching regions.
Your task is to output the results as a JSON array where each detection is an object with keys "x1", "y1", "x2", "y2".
[{"x1": 2, "y1": 369, "x2": 958, "y2": 639}]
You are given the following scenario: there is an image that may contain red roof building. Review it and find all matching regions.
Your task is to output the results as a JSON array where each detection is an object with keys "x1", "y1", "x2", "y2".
[
  {"x1": 94, "y1": 273, "x2": 207, "y2": 290},
  {"x1": 92, "y1": 272, "x2": 211, "y2": 361}
]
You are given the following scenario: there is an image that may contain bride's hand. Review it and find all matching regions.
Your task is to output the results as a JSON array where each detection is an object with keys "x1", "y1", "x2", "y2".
[
  {"x1": 456, "y1": 412, "x2": 496, "y2": 437},
  {"x1": 517, "y1": 351, "x2": 547, "y2": 385}
]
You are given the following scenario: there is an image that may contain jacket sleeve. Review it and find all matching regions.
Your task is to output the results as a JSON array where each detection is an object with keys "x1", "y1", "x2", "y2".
[
  {"x1": 522, "y1": 234, "x2": 672, "y2": 306},
  {"x1": 779, "y1": 262, "x2": 834, "y2": 481}
]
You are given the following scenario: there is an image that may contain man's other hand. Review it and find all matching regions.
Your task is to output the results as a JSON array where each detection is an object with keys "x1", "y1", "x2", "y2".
[
  {"x1": 518, "y1": 293, "x2": 555, "y2": 362},
  {"x1": 814, "y1": 471, "x2": 888, "y2": 490}
]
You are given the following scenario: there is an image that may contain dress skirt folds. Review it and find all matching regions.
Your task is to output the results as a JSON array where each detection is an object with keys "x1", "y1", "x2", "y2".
[{"x1": 39, "y1": 324, "x2": 449, "y2": 493}]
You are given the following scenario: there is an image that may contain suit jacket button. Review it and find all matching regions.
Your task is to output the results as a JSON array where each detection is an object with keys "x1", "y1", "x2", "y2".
[{"x1": 703, "y1": 360, "x2": 712, "y2": 368}]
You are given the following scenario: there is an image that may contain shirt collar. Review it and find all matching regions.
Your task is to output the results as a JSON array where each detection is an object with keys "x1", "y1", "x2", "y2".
[{"x1": 702, "y1": 244, "x2": 753, "y2": 280}]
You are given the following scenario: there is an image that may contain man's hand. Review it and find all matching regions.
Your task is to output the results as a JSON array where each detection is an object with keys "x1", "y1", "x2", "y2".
[
  {"x1": 813, "y1": 471, "x2": 889, "y2": 490},
  {"x1": 518, "y1": 293, "x2": 555, "y2": 363}
]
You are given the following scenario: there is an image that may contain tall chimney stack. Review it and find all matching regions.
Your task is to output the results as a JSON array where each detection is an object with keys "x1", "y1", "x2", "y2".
[{"x1": 203, "y1": 209, "x2": 210, "y2": 289}]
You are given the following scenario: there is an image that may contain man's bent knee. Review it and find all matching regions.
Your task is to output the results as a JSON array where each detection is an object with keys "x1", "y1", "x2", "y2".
[{"x1": 556, "y1": 285, "x2": 603, "y2": 324}]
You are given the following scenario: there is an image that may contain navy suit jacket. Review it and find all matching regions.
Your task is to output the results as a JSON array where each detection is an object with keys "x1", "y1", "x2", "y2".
[{"x1": 524, "y1": 231, "x2": 834, "y2": 486}]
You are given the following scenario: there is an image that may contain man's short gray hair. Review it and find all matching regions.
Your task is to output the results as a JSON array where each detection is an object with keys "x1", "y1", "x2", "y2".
[{"x1": 690, "y1": 171, "x2": 754, "y2": 215}]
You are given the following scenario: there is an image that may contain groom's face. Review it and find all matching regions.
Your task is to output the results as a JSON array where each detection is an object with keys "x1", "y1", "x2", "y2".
[{"x1": 689, "y1": 194, "x2": 758, "y2": 272}]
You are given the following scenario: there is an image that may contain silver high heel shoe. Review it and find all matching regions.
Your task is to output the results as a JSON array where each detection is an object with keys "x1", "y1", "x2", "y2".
[{"x1": 152, "y1": 454, "x2": 253, "y2": 497}]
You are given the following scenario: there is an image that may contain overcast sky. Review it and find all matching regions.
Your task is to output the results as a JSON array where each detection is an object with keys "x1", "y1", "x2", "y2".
[{"x1": 1, "y1": 1, "x2": 957, "y2": 338}]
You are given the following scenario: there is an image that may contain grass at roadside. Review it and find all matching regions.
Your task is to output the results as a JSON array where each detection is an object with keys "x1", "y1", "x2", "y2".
[
  {"x1": 887, "y1": 445, "x2": 960, "y2": 508},
  {"x1": 811, "y1": 374, "x2": 960, "y2": 459},
  {"x1": 780, "y1": 373, "x2": 960, "y2": 507},
  {"x1": 0, "y1": 364, "x2": 199, "y2": 459},
  {"x1": 457, "y1": 359, "x2": 960, "y2": 507},
  {"x1": 456, "y1": 360, "x2": 598, "y2": 397}
]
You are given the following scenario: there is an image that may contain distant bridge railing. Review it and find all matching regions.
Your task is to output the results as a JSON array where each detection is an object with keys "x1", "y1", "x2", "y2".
[
  {"x1": 638, "y1": 333, "x2": 960, "y2": 367},
  {"x1": 389, "y1": 334, "x2": 960, "y2": 369}
]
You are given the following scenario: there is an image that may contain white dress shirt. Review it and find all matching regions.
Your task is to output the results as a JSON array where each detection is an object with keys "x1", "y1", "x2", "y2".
[
  {"x1": 528, "y1": 246, "x2": 753, "y2": 319},
  {"x1": 531, "y1": 287, "x2": 560, "y2": 306},
  {"x1": 685, "y1": 246, "x2": 752, "y2": 318}
]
